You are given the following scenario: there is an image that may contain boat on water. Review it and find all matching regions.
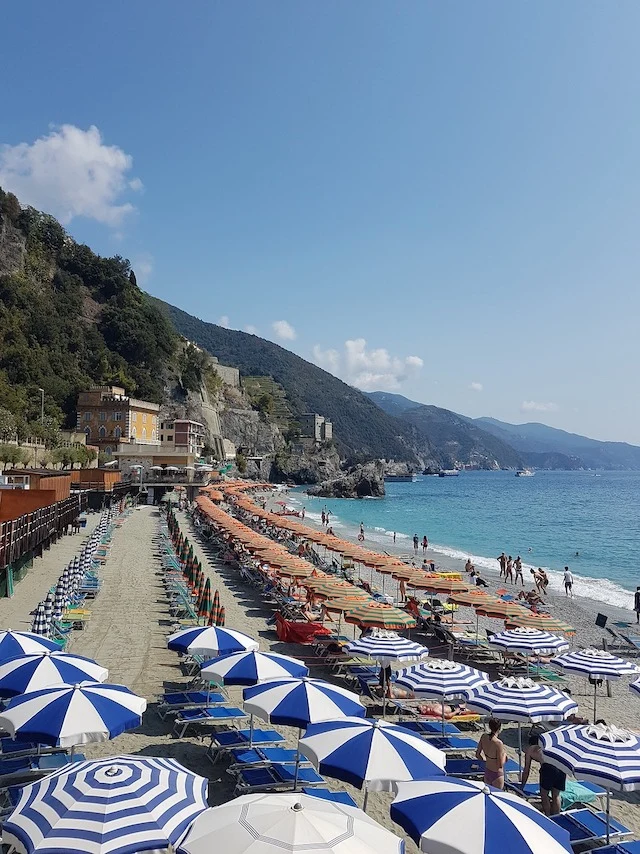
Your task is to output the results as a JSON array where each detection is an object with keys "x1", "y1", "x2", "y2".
[
  {"x1": 515, "y1": 469, "x2": 535, "y2": 477},
  {"x1": 438, "y1": 469, "x2": 460, "y2": 477},
  {"x1": 384, "y1": 474, "x2": 418, "y2": 482}
]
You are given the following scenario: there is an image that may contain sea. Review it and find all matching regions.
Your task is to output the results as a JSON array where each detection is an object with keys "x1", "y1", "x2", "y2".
[{"x1": 290, "y1": 471, "x2": 640, "y2": 610}]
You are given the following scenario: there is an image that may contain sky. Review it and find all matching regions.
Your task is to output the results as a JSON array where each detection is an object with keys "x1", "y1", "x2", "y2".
[{"x1": 2, "y1": 2, "x2": 640, "y2": 443}]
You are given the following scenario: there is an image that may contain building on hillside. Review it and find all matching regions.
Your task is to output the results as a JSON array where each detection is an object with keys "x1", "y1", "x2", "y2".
[
  {"x1": 0, "y1": 470, "x2": 72, "y2": 501},
  {"x1": 76, "y1": 386, "x2": 160, "y2": 455},
  {"x1": 209, "y1": 357, "x2": 240, "y2": 388},
  {"x1": 159, "y1": 419, "x2": 206, "y2": 456},
  {"x1": 299, "y1": 413, "x2": 333, "y2": 444}
]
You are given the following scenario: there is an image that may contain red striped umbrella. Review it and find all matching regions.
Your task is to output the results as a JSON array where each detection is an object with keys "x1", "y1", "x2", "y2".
[{"x1": 217, "y1": 605, "x2": 225, "y2": 627}]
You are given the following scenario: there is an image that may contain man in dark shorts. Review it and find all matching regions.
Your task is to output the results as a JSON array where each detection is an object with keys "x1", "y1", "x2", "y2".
[
  {"x1": 521, "y1": 733, "x2": 566, "y2": 815},
  {"x1": 635, "y1": 587, "x2": 640, "y2": 624},
  {"x1": 497, "y1": 552, "x2": 507, "y2": 577}
]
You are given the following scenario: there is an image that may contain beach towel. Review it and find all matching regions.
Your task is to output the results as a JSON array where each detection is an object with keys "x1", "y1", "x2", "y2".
[
  {"x1": 561, "y1": 780, "x2": 600, "y2": 810},
  {"x1": 274, "y1": 613, "x2": 331, "y2": 645}
]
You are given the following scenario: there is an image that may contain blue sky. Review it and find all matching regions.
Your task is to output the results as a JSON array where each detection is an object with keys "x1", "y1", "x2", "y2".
[{"x1": 2, "y1": 2, "x2": 639, "y2": 443}]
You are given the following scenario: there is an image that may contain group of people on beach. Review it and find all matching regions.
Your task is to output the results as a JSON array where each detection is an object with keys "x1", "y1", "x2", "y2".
[{"x1": 412, "y1": 533, "x2": 429, "y2": 553}]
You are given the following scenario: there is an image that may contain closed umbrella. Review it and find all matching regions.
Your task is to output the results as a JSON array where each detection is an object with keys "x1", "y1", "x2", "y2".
[
  {"x1": 30, "y1": 604, "x2": 48, "y2": 638},
  {"x1": 0, "y1": 682, "x2": 147, "y2": 749},
  {"x1": 179, "y1": 792, "x2": 404, "y2": 854},
  {"x1": 551, "y1": 648, "x2": 640, "y2": 719},
  {"x1": 541, "y1": 723, "x2": 640, "y2": 843},
  {"x1": 198, "y1": 578, "x2": 212, "y2": 622},
  {"x1": 391, "y1": 777, "x2": 571, "y2": 854},
  {"x1": 42, "y1": 593, "x2": 55, "y2": 636},
  {"x1": 244, "y1": 677, "x2": 366, "y2": 789},
  {"x1": 53, "y1": 582, "x2": 66, "y2": 620},
  {"x1": 396, "y1": 659, "x2": 490, "y2": 734},
  {"x1": 0, "y1": 632, "x2": 58, "y2": 663},
  {"x1": 3, "y1": 755, "x2": 209, "y2": 854},
  {"x1": 168, "y1": 626, "x2": 258, "y2": 658},
  {"x1": 465, "y1": 677, "x2": 578, "y2": 776},
  {"x1": 217, "y1": 605, "x2": 225, "y2": 627},
  {"x1": 299, "y1": 717, "x2": 446, "y2": 810}
]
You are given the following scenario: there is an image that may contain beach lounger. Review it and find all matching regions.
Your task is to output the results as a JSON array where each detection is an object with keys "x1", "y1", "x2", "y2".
[
  {"x1": 445, "y1": 757, "x2": 520, "y2": 779},
  {"x1": 422, "y1": 736, "x2": 478, "y2": 753},
  {"x1": 228, "y1": 747, "x2": 312, "y2": 769},
  {"x1": 207, "y1": 728, "x2": 285, "y2": 763},
  {"x1": 232, "y1": 763, "x2": 325, "y2": 795},
  {"x1": 507, "y1": 779, "x2": 606, "y2": 810},
  {"x1": 396, "y1": 720, "x2": 463, "y2": 737},
  {"x1": 0, "y1": 752, "x2": 86, "y2": 786},
  {"x1": 550, "y1": 810, "x2": 632, "y2": 846},
  {"x1": 0, "y1": 739, "x2": 65, "y2": 759},
  {"x1": 157, "y1": 691, "x2": 226, "y2": 719},
  {"x1": 172, "y1": 706, "x2": 247, "y2": 738},
  {"x1": 302, "y1": 787, "x2": 358, "y2": 807},
  {"x1": 593, "y1": 843, "x2": 640, "y2": 854}
]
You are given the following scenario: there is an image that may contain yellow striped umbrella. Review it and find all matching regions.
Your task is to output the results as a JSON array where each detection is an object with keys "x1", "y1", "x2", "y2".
[
  {"x1": 323, "y1": 596, "x2": 375, "y2": 613},
  {"x1": 507, "y1": 611, "x2": 575, "y2": 634},
  {"x1": 344, "y1": 601, "x2": 416, "y2": 630},
  {"x1": 474, "y1": 601, "x2": 524, "y2": 620},
  {"x1": 448, "y1": 590, "x2": 498, "y2": 606},
  {"x1": 418, "y1": 578, "x2": 471, "y2": 595}
]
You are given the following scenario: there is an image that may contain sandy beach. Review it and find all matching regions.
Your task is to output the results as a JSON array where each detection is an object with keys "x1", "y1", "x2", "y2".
[{"x1": 0, "y1": 498, "x2": 639, "y2": 848}]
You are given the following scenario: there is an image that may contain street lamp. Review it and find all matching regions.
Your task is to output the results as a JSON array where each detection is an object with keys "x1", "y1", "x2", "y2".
[{"x1": 38, "y1": 388, "x2": 44, "y2": 423}]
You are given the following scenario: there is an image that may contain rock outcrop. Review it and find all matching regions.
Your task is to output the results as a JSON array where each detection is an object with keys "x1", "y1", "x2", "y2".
[{"x1": 308, "y1": 459, "x2": 385, "y2": 498}]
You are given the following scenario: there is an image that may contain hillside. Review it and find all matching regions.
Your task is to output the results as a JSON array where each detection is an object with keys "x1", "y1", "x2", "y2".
[
  {"x1": 366, "y1": 392, "x2": 523, "y2": 470},
  {"x1": 475, "y1": 417, "x2": 640, "y2": 470},
  {"x1": 0, "y1": 187, "x2": 175, "y2": 428},
  {"x1": 155, "y1": 301, "x2": 420, "y2": 464}
]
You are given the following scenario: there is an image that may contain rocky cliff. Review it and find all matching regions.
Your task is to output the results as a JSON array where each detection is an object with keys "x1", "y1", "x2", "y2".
[{"x1": 308, "y1": 459, "x2": 386, "y2": 498}]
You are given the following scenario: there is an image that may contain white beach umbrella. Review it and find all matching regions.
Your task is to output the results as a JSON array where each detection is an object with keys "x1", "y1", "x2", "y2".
[{"x1": 179, "y1": 792, "x2": 404, "y2": 854}]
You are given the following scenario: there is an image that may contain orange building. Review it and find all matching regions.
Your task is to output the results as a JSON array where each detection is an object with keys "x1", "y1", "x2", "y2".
[{"x1": 76, "y1": 386, "x2": 160, "y2": 455}]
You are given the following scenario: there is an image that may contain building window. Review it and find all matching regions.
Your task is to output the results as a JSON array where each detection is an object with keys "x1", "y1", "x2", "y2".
[
  {"x1": 105, "y1": 446, "x2": 112, "y2": 454},
  {"x1": 85, "y1": 426, "x2": 91, "y2": 438},
  {"x1": 131, "y1": 427, "x2": 137, "y2": 438},
  {"x1": 152, "y1": 415, "x2": 157, "y2": 424},
  {"x1": 114, "y1": 412, "x2": 123, "y2": 422},
  {"x1": 151, "y1": 429, "x2": 156, "y2": 440},
  {"x1": 142, "y1": 413, "x2": 147, "y2": 424},
  {"x1": 99, "y1": 426, "x2": 106, "y2": 438},
  {"x1": 141, "y1": 428, "x2": 146, "y2": 440},
  {"x1": 84, "y1": 412, "x2": 91, "y2": 422},
  {"x1": 114, "y1": 426, "x2": 122, "y2": 439},
  {"x1": 100, "y1": 411, "x2": 108, "y2": 421},
  {"x1": 167, "y1": 435, "x2": 173, "y2": 442}
]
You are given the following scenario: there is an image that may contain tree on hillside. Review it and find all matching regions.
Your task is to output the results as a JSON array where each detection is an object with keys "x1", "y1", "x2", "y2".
[{"x1": 0, "y1": 408, "x2": 16, "y2": 442}]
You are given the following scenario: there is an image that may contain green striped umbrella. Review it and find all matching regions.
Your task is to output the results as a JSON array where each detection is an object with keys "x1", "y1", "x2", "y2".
[
  {"x1": 344, "y1": 601, "x2": 416, "y2": 630},
  {"x1": 198, "y1": 578, "x2": 212, "y2": 621},
  {"x1": 217, "y1": 605, "x2": 225, "y2": 627}
]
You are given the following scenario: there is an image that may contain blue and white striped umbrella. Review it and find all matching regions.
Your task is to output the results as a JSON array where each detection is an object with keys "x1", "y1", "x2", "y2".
[
  {"x1": 396, "y1": 659, "x2": 489, "y2": 698},
  {"x1": 201, "y1": 651, "x2": 309, "y2": 686},
  {"x1": 53, "y1": 582, "x2": 66, "y2": 620},
  {"x1": 299, "y1": 717, "x2": 446, "y2": 798},
  {"x1": 30, "y1": 604, "x2": 48, "y2": 638},
  {"x1": 345, "y1": 631, "x2": 429, "y2": 663},
  {"x1": 3, "y1": 755, "x2": 208, "y2": 854},
  {"x1": 550, "y1": 648, "x2": 640, "y2": 718},
  {"x1": 630, "y1": 678, "x2": 640, "y2": 698},
  {"x1": 243, "y1": 678, "x2": 366, "y2": 728},
  {"x1": 42, "y1": 593, "x2": 55, "y2": 635},
  {"x1": 0, "y1": 652, "x2": 108, "y2": 698},
  {"x1": 489, "y1": 627, "x2": 569, "y2": 655},
  {"x1": 0, "y1": 683, "x2": 147, "y2": 747},
  {"x1": 540, "y1": 724, "x2": 640, "y2": 792},
  {"x1": 540, "y1": 723, "x2": 640, "y2": 843},
  {"x1": 465, "y1": 677, "x2": 577, "y2": 722},
  {"x1": 0, "y1": 632, "x2": 58, "y2": 663},
  {"x1": 391, "y1": 778, "x2": 571, "y2": 854},
  {"x1": 168, "y1": 626, "x2": 258, "y2": 657}
]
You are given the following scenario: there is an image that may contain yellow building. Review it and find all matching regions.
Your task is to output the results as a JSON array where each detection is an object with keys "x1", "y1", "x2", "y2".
[{"x1": 76, "y1": 386, "x2": 160, "y2": 455}]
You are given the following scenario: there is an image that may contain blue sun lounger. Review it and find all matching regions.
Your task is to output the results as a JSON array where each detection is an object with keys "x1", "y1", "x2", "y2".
[
  {"x1": 208, "y1": 728, "x2": 285, "y2": 763},
  {"x1": 550, "y1": 810, "x2": 632, "y2": 846},
  {"x1": 228, "y1": 747, "x2": 310, "y2": 768},
  {"x1": 593, "y1": 843, "x2": 640, "y2": 854},
  {"x1": 232, "y1": 763, "x2": 325, "y2": 795},
  {"x1": 445, "y1": 757, "x2": 520, "y2": 778},
  {"x1": 157, "y1": 691, "x2": 226, "y2": 719},
  {"x1": 424, "y1": 736, "x2": 478, "y2": 753},
  {"x1": 0, "y1": 752, "x2": 86, "y2": 786},
  {"x1": 397, "y1": 720, "x2": 463, "y2": 737},
  {"x1": 173, "y1": 706, "x2": 246, "y2": 738},
  {"x1": 302, "y1": 788, "x2": 358, "y2": 807}
]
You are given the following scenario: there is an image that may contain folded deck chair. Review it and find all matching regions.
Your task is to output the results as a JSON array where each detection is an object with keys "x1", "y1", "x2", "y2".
[{"x1": 172, "y1": 706, "x2": 246, "y2": 738}]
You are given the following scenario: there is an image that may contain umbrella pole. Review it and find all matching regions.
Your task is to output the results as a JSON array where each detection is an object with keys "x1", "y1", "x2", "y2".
[
  {"x1": 606, "y1": 789, "x2": 611, "y2": 844},
  {"x1": 593, "y1": 681, "x2": 597, "y2": 722},
  {"x1": 441, "y1": 695, "x2": 446, "y2": 736},
  {"x1": 293, "y1": 730, "x2": 301, "y2": 791},
  {"x1": 363, "y1": 785, "x2": 369, "y2": 813},
  {"x1": 518, "y1": 723, "x2": 522, "y2": 779},
  {"x1": 249, "y1": 714, "x2": 254, "y2": 747}
]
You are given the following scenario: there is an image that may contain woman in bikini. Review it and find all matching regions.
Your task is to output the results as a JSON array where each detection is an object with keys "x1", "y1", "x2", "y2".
[{"x1": 476, "y1": 718, "x2": 507, "y2": 789}]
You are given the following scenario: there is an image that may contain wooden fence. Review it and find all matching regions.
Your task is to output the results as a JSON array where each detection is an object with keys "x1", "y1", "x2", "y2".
[{"x1": 0, "y1": 494, "x2": 87, "y2": 570}]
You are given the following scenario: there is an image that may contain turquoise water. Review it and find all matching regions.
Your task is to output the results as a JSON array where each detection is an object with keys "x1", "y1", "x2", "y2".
[{"x1": 295, "y1": 471, "x2": 640, "y2": 609}]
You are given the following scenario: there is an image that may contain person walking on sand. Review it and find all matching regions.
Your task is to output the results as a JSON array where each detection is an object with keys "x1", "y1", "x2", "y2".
[
  {"x1": 393, "y1": 531, "x2": 396, "y2": 543},
  {"x1": 476, "y1": 718, "x2": 507, "y2": 789},
  {"x1": 301, "y1": 507, "x2": 305, "y2": 520},
  {"x1": 422, "y1": 535, "x2": 428, "y2": 554},
  {"x1": 538, "y1": 568, "x2": 549, "y2": 593},
  {"x1": 505, "y1": 556, "x2": 514, "y2": 583},
  {"x1": 514, "y1": 556, "x2": 524, "y2": 586},
  {"x1": 634, "y1": 587, "x2": 640, "y2": 624},
  {"x1": 321, "y1": 510, "x2": 326, "y2": 526},
  {"x1": 563, "y1": 566, "x2": 574, "y2": 597},
  {"x1": 413, "y1": 534, "x2": 419, "y2": 552},
  {"x1": 497, "y1": 552, "x2": 507, "y2": 578}
]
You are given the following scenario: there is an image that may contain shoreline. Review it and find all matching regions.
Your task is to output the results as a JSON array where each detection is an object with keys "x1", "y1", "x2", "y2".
[{"x1": 282, "y1": 489, "x2": 637, "y2": 632}]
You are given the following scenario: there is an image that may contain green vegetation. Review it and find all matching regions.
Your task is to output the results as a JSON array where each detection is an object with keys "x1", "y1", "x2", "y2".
[
  {"x1": 0, "y1": 444, "x2": 29, "y2": 469},
  {"x1": 0, "y1": 187, "x2": 176, "y2": 429},
  {"x1": 235, "y1": 451, "x2": 247, "y2": 473},
  {"x1": 177, "y1": 343, "x2": 209, "y2": 393}
]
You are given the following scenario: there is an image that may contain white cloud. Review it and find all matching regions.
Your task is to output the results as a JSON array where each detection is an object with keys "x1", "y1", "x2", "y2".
[
  {"x1": 0, "y1": 124, "x2": 141, "y2": 227},
  {"x1": 469, "y1": 381, "x2": 483, "y2": 392},
  {"x1": 272, "y1": 320, "x2": 297, "y2": 341},
  {"x1": 132, "y1": 253, "x2": 153, "y2": 285},
  {"x1": 217, "y1": 315, "x2": 230, "y2": 329},
  {"x1": 313, "y1": 338, "x2": 424, "y2": 391},
  {"x1": 521, "y1": 400, "x2": 559, "y2": 413},
  {"x1": 244, "y1": 324, "x2": 259, "y2": 335}
]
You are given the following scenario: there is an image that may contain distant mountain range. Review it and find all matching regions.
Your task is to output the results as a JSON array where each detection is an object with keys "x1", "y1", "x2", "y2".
[{"x1": 366, "y1": 392, "x2": 640, "y2": 470}]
